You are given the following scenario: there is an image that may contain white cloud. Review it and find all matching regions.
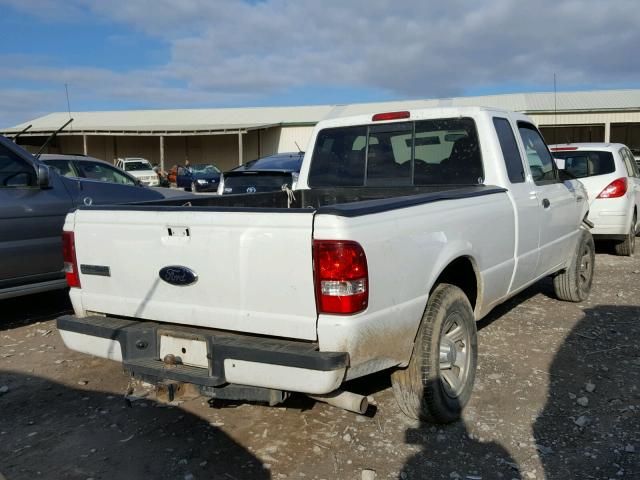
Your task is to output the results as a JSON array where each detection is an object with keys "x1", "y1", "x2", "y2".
[{"x1": 2, "y1": 0, "x2": 640, "y2": 126}]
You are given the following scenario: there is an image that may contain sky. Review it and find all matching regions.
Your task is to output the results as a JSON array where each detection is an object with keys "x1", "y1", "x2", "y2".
[{"x1": 1, "y1": 0, "x2": 640, "y2": 128}]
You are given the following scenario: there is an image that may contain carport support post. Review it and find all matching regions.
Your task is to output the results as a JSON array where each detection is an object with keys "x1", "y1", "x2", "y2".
[
  {"x1": 238, "y1": 131, "x2": 244, "y2": 166},
  {"x1": 159, "y1": 135, "x2": 165, "y2": 172},
  {"x1": 604, "y1": 122, "x2": 611, "y2": 143},
  {"x1": 82, "y1": 134, "x2": 88, "y2": 155}
]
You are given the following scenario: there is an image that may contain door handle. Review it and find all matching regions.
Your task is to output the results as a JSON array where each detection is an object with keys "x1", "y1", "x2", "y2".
[
  {"x1": 542, "y1": 198, "x2": 551, "y2": 209},
  {"x1": 576, "y1": 195, "x2": 584, "y2": 203}
]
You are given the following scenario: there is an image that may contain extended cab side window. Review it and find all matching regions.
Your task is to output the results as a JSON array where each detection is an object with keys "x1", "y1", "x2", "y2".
[
  {"x1": 517, "y1": 122, "x2": 558, "y2": 185},
  {"x1": 493, "y1": 117, "x2": 525, "y2": 183},
  {"x1": 0, "y1": 144, "x2": 36, "y2": 188}
]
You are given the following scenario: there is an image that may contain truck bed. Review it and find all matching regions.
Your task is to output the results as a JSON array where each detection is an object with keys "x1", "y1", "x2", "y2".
[
  {"x1": 66, "y1": 184, "x2": 507, "y2": 343},
  {"x1": 80, "y1": 185, "x2": 506, "y2": 215}
]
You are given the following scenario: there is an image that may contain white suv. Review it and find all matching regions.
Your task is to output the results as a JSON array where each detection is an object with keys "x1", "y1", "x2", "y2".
[
  {"x1": 116, "y1": 157, "x2": 159, "y2": 187},
  {"x1": 551, "y1": 143, "x2": 640, "y2": 255}
]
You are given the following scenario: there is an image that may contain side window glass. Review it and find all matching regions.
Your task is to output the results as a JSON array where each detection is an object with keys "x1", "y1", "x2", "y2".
[
  {"x1": 493, "y1": 117, "x2": 525, "y2": 183},
  {"x1": 101, "y1": 164, "x2": 136, "y2": 185},
  {"x1": 0, "y1": 144, "x2": 36, "y2": 188},
  {"x1": 46, "y1": 160, "x2": 77, "y2": 178},
  {"x1": 517, "y1": 122, "x2": 557, "y2": 185},
  {"x1": 78, "y1": 161, "x2": 134, "y2": 185},
  {"x1": 628, "y1": 149, "x2": 640, "y2": 177},
  {"x1": 621, "y1": 148, "x2": 638, "y2": 177}
]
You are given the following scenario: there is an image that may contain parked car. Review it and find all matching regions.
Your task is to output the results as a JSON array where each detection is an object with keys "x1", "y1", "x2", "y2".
[
  {"x1": 551, "y1": 143, "x2": 640, "y2": 255},
  {"x1": 116, "y1": 157, "x2": 159, "y2": 186},
  {"x1": 0, "y1": 137, "x2": 177, "y2": 300},
  {"x1": 217, "y1": 152, "x2": 304, "y2": 195},
  {"x1": 175, "y1": 163, "x2": 221, "y2": 192},
  {"x1": 41, "y1": 154, "x2": 188, "y2": 198},
  {"x1": 57, "y1": 107, "x2": 592, "y2": 423},
  {"x1": 41, "y1": 154, "x2": 143, "y2": 186}
]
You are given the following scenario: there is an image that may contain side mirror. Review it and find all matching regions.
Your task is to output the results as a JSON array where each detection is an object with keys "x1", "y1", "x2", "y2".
[
  {"x1": 553, "y1": 158, "x2": 566, "y2": 170},
  {"x1": 37, "y1": 164, "x2": 52, "y2": 188}
]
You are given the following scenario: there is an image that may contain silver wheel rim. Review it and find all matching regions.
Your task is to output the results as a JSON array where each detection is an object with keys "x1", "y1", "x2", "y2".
[
  {"x1": 579, "y1": 243, "x2": 593, "y2": 288},
  {"x1": 439, "y1": 311, "x2": 472, "y2": 398}
]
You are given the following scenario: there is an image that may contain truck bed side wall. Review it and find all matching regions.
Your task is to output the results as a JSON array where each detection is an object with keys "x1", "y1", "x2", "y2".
[{"x1": 313, "y1": 191, "x2": 515, "y2": 380}]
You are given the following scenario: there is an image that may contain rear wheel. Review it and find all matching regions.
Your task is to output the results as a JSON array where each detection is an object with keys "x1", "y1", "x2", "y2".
[
  {"x1": 391, "y1": 283, "x2": 477, "y2": 423},
  {"x1": 553, "y1": 229, "x2": 595, "y2": 302},
  {"x1": 614, "y1": 215, "x2": 636, "y2": 256}
]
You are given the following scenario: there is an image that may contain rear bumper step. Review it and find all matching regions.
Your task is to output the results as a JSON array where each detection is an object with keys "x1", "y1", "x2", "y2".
[{"x1": 57, "y1": 315, "x2": 349, "y2": 393}]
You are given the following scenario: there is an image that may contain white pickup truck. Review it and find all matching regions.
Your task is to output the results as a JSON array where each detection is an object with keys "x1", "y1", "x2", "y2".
[{"x1": 57, "y1": 107, "x2": 593, "y2": 423}]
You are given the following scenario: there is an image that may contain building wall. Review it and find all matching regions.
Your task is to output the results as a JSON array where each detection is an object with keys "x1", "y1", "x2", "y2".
[
  {"x1": 259, "y1": 128, "x2": 281, "y2": 157},
  {"x1": 53, "y1": 130, "x2": 266, "y2": 171},
  {"x1": 529, "y1": 111, "x2": 640, "y2": 126},
  {"x1": 279, "y1": 126, "x2": 316, "y2": 152}
]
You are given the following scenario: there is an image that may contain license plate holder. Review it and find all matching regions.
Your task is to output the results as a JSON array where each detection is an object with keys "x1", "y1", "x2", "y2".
[{"x1": 159, "y1": 334, "x2": 208, "y2": 368}]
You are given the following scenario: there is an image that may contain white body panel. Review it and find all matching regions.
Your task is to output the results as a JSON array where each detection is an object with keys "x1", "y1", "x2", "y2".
[
  {"x1": 315, "y1": 192, "x2": 516, "y2": 379},
  {"x1": 61, "y1": 106, "x2": 588, "y2": 394},
  {"x1": 223, "y1": 360, "x2": 345, "y2": 394},
  {"x1": 69, "y1": 209, "x2": 319, "y2": 340},
  {"x1": 60, "y1": 330, "x2": 123, "y2": 362}
]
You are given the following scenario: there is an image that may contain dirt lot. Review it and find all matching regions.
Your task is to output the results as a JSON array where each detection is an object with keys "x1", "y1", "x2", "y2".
[{"x1": 1, "y1": 249, "x2": 638, "y2": 480}]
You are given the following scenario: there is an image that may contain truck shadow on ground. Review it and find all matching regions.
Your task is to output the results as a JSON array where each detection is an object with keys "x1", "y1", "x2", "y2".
[
  {"x1": 0, "y1": 289, "x2": 72, "y2": 331},
  {"x1": 398, "y1": 303, "x2": 640, "y2": 480},
  {"x1": 532, "y1": 304, "x2": 640, "y2": 480},
  {"x1": 398, "y1": 388, "x2": 523, "y2": 479},
  {"x1": 0, "y1": 371, "x2": 271, "y2": 480}
]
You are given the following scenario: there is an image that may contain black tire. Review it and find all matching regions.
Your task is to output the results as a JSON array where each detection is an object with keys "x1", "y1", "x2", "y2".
[
  {"x1": 553, "y1": 229, "x2": 595, "y2": 302},
  {"x1": 391, "y1": 283, "x2": 477, "y2": 423},
  {"x1": 614, "y1": 215, "x2": 636, "y2": 256}
]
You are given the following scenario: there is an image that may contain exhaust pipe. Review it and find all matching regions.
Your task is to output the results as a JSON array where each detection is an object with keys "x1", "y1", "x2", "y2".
[{"x1": 309, "y1": 389, "x2": 369, "y2": 414}]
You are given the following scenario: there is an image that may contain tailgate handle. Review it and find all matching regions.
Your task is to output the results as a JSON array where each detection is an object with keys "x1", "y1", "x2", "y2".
[{"x1": 168, "y1": 227, "x2": 190, "y2": 237}]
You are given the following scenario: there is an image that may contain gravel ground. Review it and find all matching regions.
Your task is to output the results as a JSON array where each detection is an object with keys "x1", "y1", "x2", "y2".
[{"x1": 1, "y1": 249, "x2": 638, "y2": 480}]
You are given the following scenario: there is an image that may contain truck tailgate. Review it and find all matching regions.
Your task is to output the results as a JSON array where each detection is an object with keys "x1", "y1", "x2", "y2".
[{"x1": 70, "y1": 208, "x2": 318, "y2": 340}]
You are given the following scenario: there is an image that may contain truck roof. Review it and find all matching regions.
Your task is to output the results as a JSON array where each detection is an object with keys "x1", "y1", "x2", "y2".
[{"x1": 318, "y1": 105, "x2": 531, "y2": 130}]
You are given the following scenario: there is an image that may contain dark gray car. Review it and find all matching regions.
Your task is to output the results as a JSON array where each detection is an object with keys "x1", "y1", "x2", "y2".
[{"x1": 0, "y1": 137, "x2": 175, "y2": 300}]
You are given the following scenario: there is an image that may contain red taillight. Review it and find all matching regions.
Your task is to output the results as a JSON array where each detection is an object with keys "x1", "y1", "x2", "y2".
[
  {"x1": 372, "y1": 111, "x2": 410, "y2": 122},
  {"x1": 550, "y1": 146, "x2": 578, "y2": 151},
  {"x1": 597, "y1": 177, "x2": 627, "y2": 199},
  {"x1": 313, "y1": 240, "x2": 368, "y2": 315},
  {"x1": 62, "y1": 231, "x2": 81, "y2": 288}
]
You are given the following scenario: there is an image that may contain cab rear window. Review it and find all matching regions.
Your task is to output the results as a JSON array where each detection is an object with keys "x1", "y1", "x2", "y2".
[
  {"x1": 552, "y1": 151, "x2": 615, "y2": 178},
  {"x1": 308, "y1": 118, "x2": 483, "y2": 187}
]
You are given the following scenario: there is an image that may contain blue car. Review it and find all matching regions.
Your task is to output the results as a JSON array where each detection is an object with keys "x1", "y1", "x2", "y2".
[{"x1": 176, "y1": 163, "x2": 221, "y2": 192}]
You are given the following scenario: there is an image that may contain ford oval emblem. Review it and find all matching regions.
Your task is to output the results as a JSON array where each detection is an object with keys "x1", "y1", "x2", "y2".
[{"x1": 159, "y1": 266, "x2": 198, "y2": 286}]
